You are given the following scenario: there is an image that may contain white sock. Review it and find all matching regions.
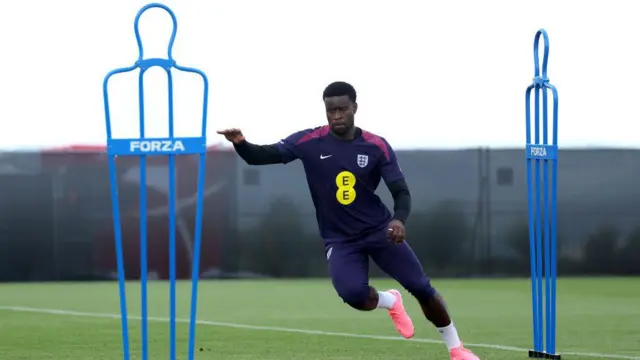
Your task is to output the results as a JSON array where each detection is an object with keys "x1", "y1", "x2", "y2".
[
  {"x1": 376, "y1": 291, "x2": 396, "y2": 309},
  {"x1": 437, "y1": 322, "x2": 462, "y2": 351}
]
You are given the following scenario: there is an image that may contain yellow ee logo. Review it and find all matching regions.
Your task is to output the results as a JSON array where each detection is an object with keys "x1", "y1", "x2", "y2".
[{"x1": 335, "y1": 171, "x2": 356, "y2": 205}]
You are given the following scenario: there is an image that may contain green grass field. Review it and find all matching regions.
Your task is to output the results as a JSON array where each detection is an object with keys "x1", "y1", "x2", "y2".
[{"x1": 0, "y1": 277, "x2": 639, "y2": 359}]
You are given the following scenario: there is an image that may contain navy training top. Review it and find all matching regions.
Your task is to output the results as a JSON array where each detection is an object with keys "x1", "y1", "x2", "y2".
[{"x1": 274, "y1": 126, "x2": 405, "y2": 243}]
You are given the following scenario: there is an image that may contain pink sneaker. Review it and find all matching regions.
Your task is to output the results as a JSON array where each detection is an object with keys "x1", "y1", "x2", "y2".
[
  {"x1": 386, "y1": 289, "x2": 415, "y2": 339},
  {"x1": 450, "y1": 346, "x2": 480, "y2": 360}
]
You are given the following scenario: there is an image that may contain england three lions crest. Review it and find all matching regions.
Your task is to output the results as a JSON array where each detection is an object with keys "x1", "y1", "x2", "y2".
[{"x1": 357, "y1": 154, "x2": 369, "y2": 168}]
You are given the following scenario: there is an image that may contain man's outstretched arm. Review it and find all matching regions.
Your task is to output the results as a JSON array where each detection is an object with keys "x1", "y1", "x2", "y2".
[
  {"x1": 218, "y1": 128, "x2": 303, "y2": 165},
  {"x1": 233, "y1": 140, "x2": 283, "y2": 165},
  {"x1": 218, "y1": 128, "x2": 287, "y2": 165}
]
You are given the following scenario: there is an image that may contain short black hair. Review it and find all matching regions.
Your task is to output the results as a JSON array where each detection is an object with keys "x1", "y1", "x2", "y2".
[{"x1": 322, "y1": 81, "x2": 357, "y2": 103}]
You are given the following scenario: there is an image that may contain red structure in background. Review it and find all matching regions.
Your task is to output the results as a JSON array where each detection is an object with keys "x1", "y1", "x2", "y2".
[{"x1": 39, "y1": 144, "x2": 234, "y2": 280}]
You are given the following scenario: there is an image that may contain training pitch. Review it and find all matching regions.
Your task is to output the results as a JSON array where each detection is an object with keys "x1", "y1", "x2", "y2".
[{"x1": 0, "y1": 277, "x2": 638, "y2": 359}]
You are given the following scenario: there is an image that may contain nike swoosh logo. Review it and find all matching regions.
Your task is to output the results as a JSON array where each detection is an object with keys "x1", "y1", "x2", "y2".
[{"x1": 320, "y1": 154, "x2": 332, "y2": 159}]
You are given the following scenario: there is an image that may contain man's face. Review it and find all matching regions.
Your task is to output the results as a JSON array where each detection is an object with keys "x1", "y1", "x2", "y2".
[{"x1": 324, "y1": 95, "x2": 357, "y2": 135}]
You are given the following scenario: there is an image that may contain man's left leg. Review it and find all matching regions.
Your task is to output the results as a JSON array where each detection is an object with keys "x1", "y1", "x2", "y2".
[{"x1": 368, "y1": 235, "x2": 479, "y2": 359}]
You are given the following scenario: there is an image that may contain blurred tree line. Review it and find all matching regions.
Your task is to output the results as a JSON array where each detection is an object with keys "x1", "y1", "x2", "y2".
[{"x1": 230, "y1": 197, "x2": 640, "y2": 278}]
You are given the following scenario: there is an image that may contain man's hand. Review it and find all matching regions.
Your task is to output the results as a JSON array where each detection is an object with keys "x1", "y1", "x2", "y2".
[
  {"x1": 217, "y1": 128, "x2": 246, "y2": 144},
  {"x1": 387, "y1": 219, "x2": 405, "y2": 244}
]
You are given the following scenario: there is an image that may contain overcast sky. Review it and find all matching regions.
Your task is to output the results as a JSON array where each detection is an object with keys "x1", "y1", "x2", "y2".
[{"x1": 0, "y1": 0, "x2": 638, "y2": 150}]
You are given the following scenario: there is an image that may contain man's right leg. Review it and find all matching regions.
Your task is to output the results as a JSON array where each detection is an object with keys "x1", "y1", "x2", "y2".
[
  {"x1": 327, "y1": 241, "x2": 394, "y2": 312},
  {"x1": 326, "y1": 241, "x2": 415, "y2": 338}
]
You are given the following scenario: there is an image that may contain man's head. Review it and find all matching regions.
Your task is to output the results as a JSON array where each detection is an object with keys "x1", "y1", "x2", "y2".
[{"x1": 322, "y1": 81, "x2": 357, "y2": 136}]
